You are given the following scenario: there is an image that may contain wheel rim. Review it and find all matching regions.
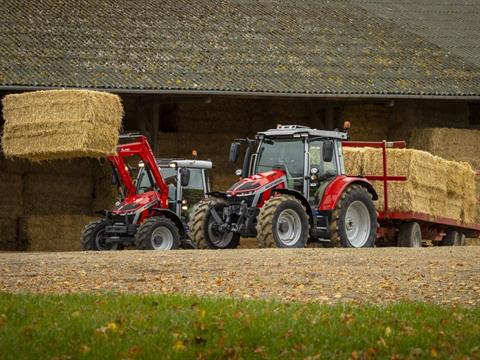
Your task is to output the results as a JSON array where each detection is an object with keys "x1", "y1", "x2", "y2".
[
  {"x1": 345, "y1": 201, "x2": 371, "y2": 247},
  {"x1": 95, "y1": 229, "x2": 117, "y2": 251},
  {"x1": 151, "y1": 226, "x2": 174, "y2": 250},
  {"x1": 276, "y1": 209, "x2": 302, "y2": 246},
  {"x1": 207, "y1": 216, "x2": 234, "y2": 248}
]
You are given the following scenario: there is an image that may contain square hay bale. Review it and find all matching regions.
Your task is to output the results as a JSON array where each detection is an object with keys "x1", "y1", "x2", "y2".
[
  {"x1": 22, "y1": 215, "x2": 97, "y2": 251},
  {"x1": 22, "y1": 158, "x2": 94, "y2": 177},
  {"x1": 0, "y1": 217, "x2": 19, "y2": 250},
  {"x1": 2, "y1": 90, "x2": 123, "y2": 161},
  {"x1": 0, "y1": 173, "x2": 23, "y2": 218},
  {"x1": 0, "y1": 154, "x2": 27, "y2": 174},
  {"x1": 23, "y1": 173, "x2": 93, "y2": 215},
  {"x1": 92, "y1": 161, "x2": 118, "y2": 211},
  {"x1": 409, "y1": 128, "x2": 480, "y2": 169},
  {"x1": 343, "y1": 148, "x2": 477, "y2": 222}
]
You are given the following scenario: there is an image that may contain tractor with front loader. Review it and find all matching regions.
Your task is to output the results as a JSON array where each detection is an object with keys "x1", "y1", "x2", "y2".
[
  {"x1": 189, "y1": 124, "x2": 379, "y2": 249},
  {"x1": 81, "y1": 134, "x2": 212, "y2": 251}
]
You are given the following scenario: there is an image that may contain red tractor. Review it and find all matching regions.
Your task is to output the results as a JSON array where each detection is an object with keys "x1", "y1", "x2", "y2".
[
  {"x1": 82, "y1": 134, "x2": 191, "y2": 251},
  {"x1": 190, "y1": 125, "x2": 379, "y2": 249}
]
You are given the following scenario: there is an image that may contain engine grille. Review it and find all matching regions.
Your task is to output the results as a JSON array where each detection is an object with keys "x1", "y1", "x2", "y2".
[{"x1": 227, "y1": 195, "x2": 255, "y2": 206}]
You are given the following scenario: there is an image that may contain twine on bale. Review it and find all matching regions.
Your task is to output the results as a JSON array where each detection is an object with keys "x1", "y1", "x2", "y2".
[{"x1": 1, "y1": 90, "x2": 123, "y2": 161}]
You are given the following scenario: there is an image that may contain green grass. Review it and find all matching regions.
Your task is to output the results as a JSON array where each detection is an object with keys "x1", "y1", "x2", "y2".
[{"x1": 0, "y1": 293, "x2": 479, "y2": 359}]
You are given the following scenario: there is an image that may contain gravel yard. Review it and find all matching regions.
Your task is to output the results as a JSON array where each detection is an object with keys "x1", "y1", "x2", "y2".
[{"x1": 1, "y1": 247, "x2": 479, "y2": 305}]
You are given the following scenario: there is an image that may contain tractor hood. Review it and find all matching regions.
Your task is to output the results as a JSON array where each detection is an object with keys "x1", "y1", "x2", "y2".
[
  {"x1": 113, "y1": 191, "x2": 158, "y2": 214},
  {"x1": 227, "y1": 170, "x2": 285, "y2": 197}
]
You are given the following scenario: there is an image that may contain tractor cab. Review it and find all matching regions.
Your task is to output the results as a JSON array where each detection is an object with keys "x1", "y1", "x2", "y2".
[
  {"x1": 229, "y1": 125, "x2": 348, "y2": 206},
  {"x1": 136, "y1": 158, "x2": 212, "y2": 219}
]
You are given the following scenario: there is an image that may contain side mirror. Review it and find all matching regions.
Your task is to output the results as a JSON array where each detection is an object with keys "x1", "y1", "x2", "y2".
[
  {"x1": 180, "y1": 168, "x2": 190, "y2": 187},
  {"x1": 229, "y1": 142, "x2": 240, "y2": 163},
  {"x1": 323, "y1": 141, "x2": 334, "y2": 162}
]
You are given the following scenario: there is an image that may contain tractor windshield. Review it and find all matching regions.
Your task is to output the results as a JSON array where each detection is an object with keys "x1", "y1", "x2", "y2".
[{"x1": 255, "y1": 138, "x2": 305, "y2": 192}]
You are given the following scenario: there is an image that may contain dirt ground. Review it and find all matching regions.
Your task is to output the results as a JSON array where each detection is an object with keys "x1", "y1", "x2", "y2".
[{"x1": 1, "y1": 247, "x2": 479, "y2": 305}]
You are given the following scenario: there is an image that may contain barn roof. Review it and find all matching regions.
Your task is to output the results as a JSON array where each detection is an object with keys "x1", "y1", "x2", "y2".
[{"x1": 0, "y1": 0, "x2": 479, "y2": 98}]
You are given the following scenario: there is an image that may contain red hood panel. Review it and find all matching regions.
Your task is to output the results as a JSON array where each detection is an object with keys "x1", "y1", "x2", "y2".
[
  {"x1": 227, "y1": 170, "x2": 285, "y2": 196},
  {"x1": 113, "y1": 191, "x2": 158, "y2": 213}
]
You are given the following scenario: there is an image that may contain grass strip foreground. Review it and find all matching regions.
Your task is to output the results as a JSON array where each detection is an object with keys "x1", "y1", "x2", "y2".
[{"x1": 0, "y1": 293, "x2": 479, "y2": 359}]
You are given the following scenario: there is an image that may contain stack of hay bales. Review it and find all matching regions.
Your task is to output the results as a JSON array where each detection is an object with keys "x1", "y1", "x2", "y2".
[
  {"x1": 343, "y1": 105, "x2": 389, "y2": 141},
  {"x1": 343, "y1": 147, "x2": 477, "y2": 224},
  {"x1": 1, "y1": 90, "x2": 123, "y2": 160},
  {"x1": 0, "y1": 156, "x2": 23, "y2": 250},
  {"x1": 0, "y1": 90, "x2": 122, "y2": 251},
  {"x1": 409, "y1": 128, "x2": 480, "y2": 224}
]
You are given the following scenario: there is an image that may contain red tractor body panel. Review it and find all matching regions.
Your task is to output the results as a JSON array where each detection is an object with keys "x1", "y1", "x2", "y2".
[
  {"x1": 319, "y1": 175, "x2": 377, "y2": 211},
  {"x1": 227, "y1": 169, "x2": 286, "y2": 207}
]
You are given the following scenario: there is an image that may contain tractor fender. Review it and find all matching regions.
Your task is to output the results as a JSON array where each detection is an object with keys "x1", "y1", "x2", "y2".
[
  {"x1": 319, "y1": 175, "x2": 378, "y2": 211},
  {"x1": 271, "y1": 188, "x2": 314, "y2": 221},
  {"x1": 150, "y1": 208, "x2": 186, "y2": 236}
]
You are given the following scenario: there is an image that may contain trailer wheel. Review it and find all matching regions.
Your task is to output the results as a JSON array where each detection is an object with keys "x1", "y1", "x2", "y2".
[
  {"x1": 81, "y1": 220, "x2": 118, "y2": 251},
  {"x1": 397, "y1": 222, "x2": 422, "y2": 247},
  {"x1": 189, "y1": 197, "x2": 240, "y2": 249},
  {"x1": 256, "y1": 194, "x2": 309, "y2": 248},
  {"x1": 442, "y1": 230, "x2": 461, "y2": 246},
  {"x1": 135, "y1": 216, "x2": 180, "y2": 250},
  {"x1": 330, "y1": 185, "x2": 377, "y2": 248}
]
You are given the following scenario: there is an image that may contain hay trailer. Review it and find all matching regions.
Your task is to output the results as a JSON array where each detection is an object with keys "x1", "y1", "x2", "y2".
[
  {"x1": 344, "y1": 140, "x2": 480, "y2": 247},
  {"x1": 82, "y1": 134, "x2": 204, "y2": 251}
]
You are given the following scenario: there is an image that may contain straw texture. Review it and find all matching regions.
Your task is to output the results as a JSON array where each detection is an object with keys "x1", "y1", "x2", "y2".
[
  {"x1": 343, "y1": 148, "x2": 477, "y2": 224},
  {"x1": 2, "y1": 90, "x2": 123, "y2": 160}
]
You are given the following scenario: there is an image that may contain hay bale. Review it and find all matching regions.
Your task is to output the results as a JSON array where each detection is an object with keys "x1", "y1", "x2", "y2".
[
  {"x1": 22, "y1": 158, "x2": 94, "y2": 177},
  {"x1": 0, "y1": 217, "x2": 19, "y2": 251},
  {"x1": 22, "y1": 215, "x2": 97, "y2": 251},
  {"x1": 343, "y1": 148, "x2": 477, "y2": 223},
  {"x1": 23, "y1": 173, "x2": 93, "y2": 215},
  {"x1": 92, "y1": 161, "x2": 117, "y2": 211},
  {"x1": 409, "y1": 128, "x2": 480, "y2": 169},
  {"x1": 0, "y1": 173, "x2": 23, "y2": 218},
  {"x1": 0, "y1": 154, "x2": 27, "y2": 174},
  {"x1": 2, "y1": 90, "x2": 123, "y2": 160}
]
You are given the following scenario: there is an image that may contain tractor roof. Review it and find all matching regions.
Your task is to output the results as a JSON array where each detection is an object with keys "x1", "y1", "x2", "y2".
[
  {"x1": 257, "y1": 125, "x2": 348, "y2": 140},
  {"x1": 156, "y1": 158, "x2": 213, "y2": 170}
]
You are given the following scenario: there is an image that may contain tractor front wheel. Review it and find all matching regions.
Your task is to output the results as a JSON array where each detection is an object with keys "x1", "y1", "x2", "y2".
[
  {"x1": 81, "y1": 220, "x2": 119, "y2": 251},
  {"x1": 135, "y1": 216, "x2": 181, "y2": 250},
  {"x1": 256, "y1": 194, "x2": 309, "y2": 248},
  {"x1": 189, "y1": 197, "x2": 240, "y2": 249},
  {"x1": 330, "y1": 185, "x2": 377, "y2": 248}
]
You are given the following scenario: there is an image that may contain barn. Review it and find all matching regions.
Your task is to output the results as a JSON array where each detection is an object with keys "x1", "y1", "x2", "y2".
[{"x1": 0, "y1": 0, "x2": 479, "y2": 250}]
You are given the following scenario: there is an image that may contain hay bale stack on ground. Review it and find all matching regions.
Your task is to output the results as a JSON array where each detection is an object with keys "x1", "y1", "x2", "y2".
[
  {"x1": 92, "y1": 161, "x2": 118, "y2": 211},
  {"x1": 21, "y1": 215, "x2": 97, "y2": 251},
  {"x1": 0, "y1": 217, "x2": 20, "y2": 251},
  {"x1": 2, "y1": 90, "x2": 123, "y2": 160},
  {"x1": 343, "y1": 148, "x2": 477, "y2": 223},
  {"x1": 23, "y1": 173, "x2": 93, "y2": 215},
  {"x1": 0, "y1": 173, "x2": 23, "y2": 218}
]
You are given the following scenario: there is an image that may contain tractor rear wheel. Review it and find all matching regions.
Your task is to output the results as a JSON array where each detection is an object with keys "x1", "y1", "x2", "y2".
[
  {"x1": 256, "y1": 194, "x2": 309, "y2": 248},
  {"x1": 442, "y1": 230, "x2": 461, "y2": 246},
  {"x1": 189, "y1": 197, "x2": 240, "y2": 249},
  {"x1": 398, "y1": 222, "x2": 422, "y2": 247},
  {"x1": 81, "y1": 220, "x2": 119, "y2": 251},
  {"x1": 135, "y1": 216, "x2": 180, "y2": 250},
  {"x1": 329, "y1": 185, "x2": 377, "y2": 248}
]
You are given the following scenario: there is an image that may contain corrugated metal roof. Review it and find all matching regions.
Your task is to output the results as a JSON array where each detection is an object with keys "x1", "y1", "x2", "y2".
[{"x1": 0, "y1": 0, "x2": 479, "y2": 97}]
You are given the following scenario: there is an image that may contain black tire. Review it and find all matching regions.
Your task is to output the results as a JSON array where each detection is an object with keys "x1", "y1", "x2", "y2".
[
  {"x1": 256, "y1": 194, "x2": 309, "y2": 248},
  {"x1": 135, "y1": 216, "x2": 181, "y2": 250},
  {"x1": 81, "y1": 220, "x2": 118, "y2": 251},
  {"x1": 188, "y1": 197, "x2": 240, "y2": 249},
  {"x1": 398, "y1": 222, "x2": 422, "y2": 247},
  {"x1": 442, "y1": 230, "x2": 461, "y2": 246},
  {"x1": 330, "y1": 185, "x2": 377, "y2": 248}
]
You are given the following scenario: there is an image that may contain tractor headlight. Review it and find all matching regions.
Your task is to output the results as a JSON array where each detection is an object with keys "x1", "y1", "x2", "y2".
[{"x1": 181, "y1": 199, "x2": 188, "y2": 211}]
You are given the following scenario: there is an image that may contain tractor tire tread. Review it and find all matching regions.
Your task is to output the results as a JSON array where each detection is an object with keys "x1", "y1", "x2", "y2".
[
  {"x1": 135, "y1": 216, "x2": 180, "y2": 250},
  {"x1": 188, "y1": 197, "x2": 227, "y2": 249},
  {"x1": 256, "y1": 194, "x2": 309, "y2": 248},
  {"x1": 81, "y1": 220, "x2": 105, "y2": 251}
]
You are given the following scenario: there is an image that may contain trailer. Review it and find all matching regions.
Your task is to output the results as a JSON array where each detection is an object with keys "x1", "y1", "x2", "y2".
[{"x1": 342, "y1": 140, "x2": 480, "y2": 247}]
